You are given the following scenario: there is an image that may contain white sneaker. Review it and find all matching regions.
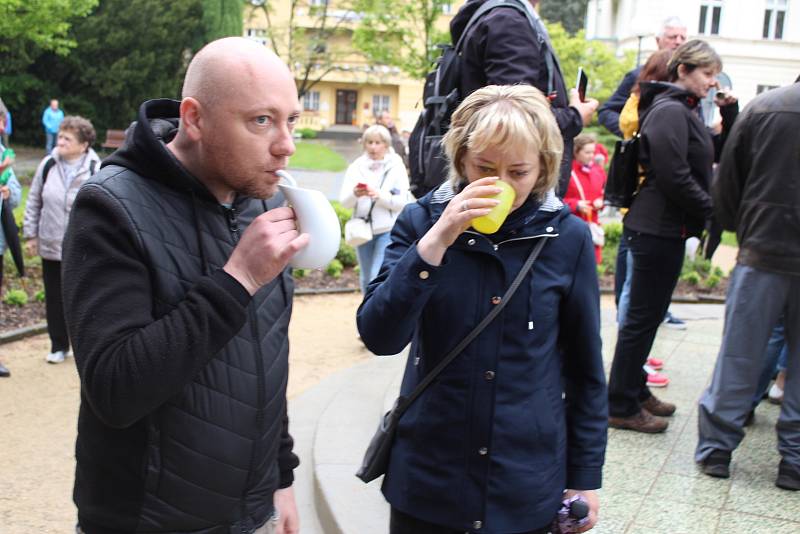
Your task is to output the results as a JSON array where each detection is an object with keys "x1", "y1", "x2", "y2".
[
  {"x1": 46, "y1": 350, "x2": 66, "y2": 364},
  {"x1": 768, "y1": 383, "x2": 784, "y2": 404}
]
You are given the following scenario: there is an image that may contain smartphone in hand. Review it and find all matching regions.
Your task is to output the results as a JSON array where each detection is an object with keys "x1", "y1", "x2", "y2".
[
  {"x1": 575, "y1": 67, "x2": 588, "y2": 102},
  {"x1": 356, "y1": 182, "x2": 368, "y2": 189}
]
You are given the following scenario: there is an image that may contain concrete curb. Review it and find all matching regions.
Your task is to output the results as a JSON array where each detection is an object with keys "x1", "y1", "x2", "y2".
[
  {"x1": 312, "y1": 354, "x2": 405, "y2": 534},
  {"x1": 0, "y1": 322, "x2": 47, "y2": 345}
]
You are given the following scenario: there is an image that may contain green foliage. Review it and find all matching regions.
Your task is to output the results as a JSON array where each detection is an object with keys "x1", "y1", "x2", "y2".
[
  {"x1": 680, "y1": 271, "x2": 701, "y2": 286},
  {"x1": 297, "y1": 127, "x2": 317, "y2": 139},
  {"x1": 682, "y1": 256, "x2": 712, "y2": 278},
  {"x1": 34, "y1": 289, "x2": 46, "y2": 303},
  {"x1": 598, "y1": 221, "x2": 622, "y2": 276},
  {"x1": 325, "y1": 258, "x2": 344, "y2": 278},
  {"x1": 704, "y1": 274, "x2": 721, "y2": 289},
  {"x1": 292, "y1": 268, "x2": 309, "y2": 279},
  {"x1": 290, "y1": 142, "x2": 347, "y2": 171},
  {"x1": 0, "y1": 0, "x2": 97, "y2": 69},
  {"x1": 353, "y1": 0, "x2": 451, "y2": 79},
  {"x1": 721, "y1": 231, "x2": 738, "y2": 247},
  {"x1": 546, "y1": 22, "x2": 635, "y2": 104},
  {"x1": 539, "y1": 0, "x2": 590, "y2": 34},
  {"x1": 8, "y1": 0, "x2": 203, "y2": 145},
  {"x1": 3, "y1": 288, "x2": 28, "y2": 306},
  {"x1": 336, "y1": 241, "x2": 358, "y2": 267},
  {"x1": 202, "y1": 0, "x2": 242, "y2": 42},
  {"x1": 331, "y1": 200, "x2": 352, "y2": 238}
]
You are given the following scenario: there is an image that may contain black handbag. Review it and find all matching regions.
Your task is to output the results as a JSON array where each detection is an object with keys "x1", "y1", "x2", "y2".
[{"x1": 356, "y1": 236, "x2": 549, "y2": 483}]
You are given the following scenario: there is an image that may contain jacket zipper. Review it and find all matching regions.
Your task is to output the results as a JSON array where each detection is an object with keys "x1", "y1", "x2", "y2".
[{"x1": 226, "y1": 206, "x2": 267, "y2": 532}]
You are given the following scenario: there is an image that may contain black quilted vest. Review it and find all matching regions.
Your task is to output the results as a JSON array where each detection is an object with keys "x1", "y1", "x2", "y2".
[{"x1": 83, "y1": 164, "x2": 294, "y2": 533}]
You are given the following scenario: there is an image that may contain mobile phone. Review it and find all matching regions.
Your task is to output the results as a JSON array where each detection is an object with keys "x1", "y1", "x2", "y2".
[
  {"x1": 355, "y1": 182, "x2": 367, "y2": 189},
  {"x1": 575, "y1": 67, "x2": 588, "y2": 102}
]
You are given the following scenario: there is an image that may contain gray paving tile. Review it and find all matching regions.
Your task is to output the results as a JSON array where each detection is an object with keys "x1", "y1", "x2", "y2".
[
  {"x1": 725, "y1": 469, "x2": 800, "y2": 522},
  {"x1": 626, "y1": 497, "x2": 721, "y2": 533},
  {"x1": 594, "y1": 489, "x2": 645, "y2": 532},
  {"x1": 602, "y1": 462, "x2": 660, "y2": 494},
  {"x1": 717, "y1": 511, "x2": 800, "y2": 533},
  {"x1": 649, "y1": 471, "x2": 731, "y2": 508}
]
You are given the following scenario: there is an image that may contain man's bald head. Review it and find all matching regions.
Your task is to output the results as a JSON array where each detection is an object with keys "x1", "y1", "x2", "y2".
[
  {"x1": 182, "y1": 37, "x2": 294, "y2": 109},
  {"x1": 169, "y1": 37, "x2": 301, "y2": 204}
]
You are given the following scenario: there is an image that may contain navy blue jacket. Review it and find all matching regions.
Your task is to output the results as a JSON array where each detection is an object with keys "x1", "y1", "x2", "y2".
[
  {"x1": 597, "y1": 66, "x2": 641, "y2": 138},
  {"x1": 357, "y1": 184, "x2": 607, "y2": 533}
]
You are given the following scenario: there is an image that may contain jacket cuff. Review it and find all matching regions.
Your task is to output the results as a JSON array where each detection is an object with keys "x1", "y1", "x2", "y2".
[
  {"x1": 398, "y1": 243, "x2": 448, "y2": 286},
  {"x1": 566, "y1": 466, "x2": 603, "y2": 490},
  {"x1": 210, "y1": 269, "x2": 252, "y2": 308}
]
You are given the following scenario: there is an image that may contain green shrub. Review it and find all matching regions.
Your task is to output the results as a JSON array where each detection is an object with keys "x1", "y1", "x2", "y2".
[
  {"x1": 34, "y1": 290, "x2": 46, "y2": 302},
  {"x1": 325, "y1": 258, "x2": 343, "y2": 278},
  {"x1": 602, "y1": 221, "x2": 623, "y2": 248},
  {"x1": 704, "y1": 274, "x2": 721, "y2": 289},
  {"x1": 680, "y1": 272, "x2": 701, "y2": 286},
  {"x1": 712, "y1": 266, "x2": 724, "y2": 278},
  {"x1": 354, "y1": 264, "x2": 360, "y2": 274},
  {"x1": 331, "y1": 201, "x2": 352, "y2": 239},
  {"x1": 336, "y1": 241, "x2": 358, "y2": 267},
  {"x1": 3, "y1": 289, "x2": 28, "y2": 306},
  {"x1": 297, "y1": 127, "x2": 317, "y2": 139},
  {"x1": 292, "y1": 268, "x2": 309, "y2": 279}
]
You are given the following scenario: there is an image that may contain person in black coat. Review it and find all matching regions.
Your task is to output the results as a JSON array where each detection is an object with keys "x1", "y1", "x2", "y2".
[
  {"x1": 451, "y1": 0, "x2": 597, "y2": 197},
  {"x1": 61, "y1": 38, "x2": 307, "y2": 534},
  {"x1": 358, "y1": 85, "x2": 607, "y2": 534},
  {"x1": 607, "y1": 40, "x2": 738, "y2": 434}
]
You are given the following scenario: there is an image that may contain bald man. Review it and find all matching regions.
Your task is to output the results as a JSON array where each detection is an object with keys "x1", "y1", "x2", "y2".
[{"x1": 62, "y1": 38, "x2": 306, "y2": 534}]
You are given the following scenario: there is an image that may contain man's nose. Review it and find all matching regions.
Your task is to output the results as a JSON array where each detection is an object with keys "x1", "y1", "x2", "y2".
[{"x1": 271, "y1": 125, "x2": 296, "y2": 157}]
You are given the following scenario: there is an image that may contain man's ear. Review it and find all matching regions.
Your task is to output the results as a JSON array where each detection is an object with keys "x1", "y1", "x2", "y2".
[{"x1": 179, "y1": 97, "x2": 203, "y2": 142}]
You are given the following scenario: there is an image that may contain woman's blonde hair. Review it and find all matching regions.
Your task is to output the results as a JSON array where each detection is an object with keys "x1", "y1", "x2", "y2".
[
  {"x1": 361, "y1": 124, "x2": 391, "y2": 150},
  {"x1": 667, "y1": 39, "x2": 722, "y2": 82},
  {"x1": 442, "y1": 85, "x2": 563, "y2": 199}
]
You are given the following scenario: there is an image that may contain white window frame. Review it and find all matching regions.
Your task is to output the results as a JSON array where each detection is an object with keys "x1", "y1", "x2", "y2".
[
  {"x1": 303, "y1": 91, "x2": 320, "y2": 112},
  {"x1": 763, "y1": 0, "x2": 788, "y2": 40},
  {"x1": 372, "y1": 94, "x2": 391, "y2": 115},
  {"x1": 698, "y1": 0, "x2": 723, "y2": 35}
]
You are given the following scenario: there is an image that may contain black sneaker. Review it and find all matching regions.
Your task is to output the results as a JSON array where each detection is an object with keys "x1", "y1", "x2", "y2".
[
  {"x1": 776, "y1": 460, "x2": 800, "y2": 491},
  {"x1": 0, "y1": 361, "x2": 9, "y2": 378},
  {"x1": 700, "y1": 449, "x2": 731, "y2": 478}
]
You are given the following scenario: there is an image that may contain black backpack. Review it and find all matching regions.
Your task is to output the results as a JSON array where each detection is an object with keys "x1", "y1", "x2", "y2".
[
  {"x1": 605, "y1": 99, "x2": 673, "y2": 208},
  {"x1": 407, "y1": 0, "x2": 555, "y2": 198}
]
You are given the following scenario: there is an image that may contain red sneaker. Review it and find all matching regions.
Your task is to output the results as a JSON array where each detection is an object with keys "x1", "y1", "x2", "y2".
[
  {"x1": 646, "y1": 357, "x2": 664, "y2": 370},
  {"x1": 647, "y1": 372, "x2": 670, "y2": 388}
]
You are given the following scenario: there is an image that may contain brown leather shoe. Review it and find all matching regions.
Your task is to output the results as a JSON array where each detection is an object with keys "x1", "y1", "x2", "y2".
[
  {"x1": 609, "y1": 409, "x2": 669, "y2": 433},
  {"x1": 641, "y1": 395, "x2": 676, "y2": 417}
]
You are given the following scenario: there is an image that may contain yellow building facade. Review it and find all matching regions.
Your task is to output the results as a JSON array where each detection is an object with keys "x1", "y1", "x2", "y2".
[{"x1": 243, "y1": 1, "x2": 465, "y2": 133}]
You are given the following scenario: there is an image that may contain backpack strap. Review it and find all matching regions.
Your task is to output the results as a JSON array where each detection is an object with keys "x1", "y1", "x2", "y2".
[
  {"x1": 40, "y1": 156, "x2": 56, "y2": 187},
  {"x1": 89, "y1": 159, "x2": 98, "y2": 176},
  {"x1": 453, "y1": 0, "x2": 557, "y2": 96}
]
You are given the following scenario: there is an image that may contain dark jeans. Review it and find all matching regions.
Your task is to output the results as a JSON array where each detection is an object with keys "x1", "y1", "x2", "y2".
[
  {"x1": 390, "y1": 508, "x2": 550, "y2": 534},
  {"x1": 608, "y1": 229, "x2": 685, "y2": 417},
  {"x1": 42, "y1": 259, "x2": 70, "y2": 353}
]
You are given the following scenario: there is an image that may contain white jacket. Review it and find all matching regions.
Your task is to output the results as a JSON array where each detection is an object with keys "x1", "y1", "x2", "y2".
[
  {"x1": 23, "y1": 148, "x2": 101, "y2": 261},
  {"x1": 339, "y1": 152, "x2": 410, "y2": 235}
]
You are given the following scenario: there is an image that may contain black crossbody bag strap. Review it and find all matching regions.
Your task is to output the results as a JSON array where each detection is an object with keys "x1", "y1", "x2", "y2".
[{"x1": 395, "y1": 236, "x2": 550, "y2": 414}]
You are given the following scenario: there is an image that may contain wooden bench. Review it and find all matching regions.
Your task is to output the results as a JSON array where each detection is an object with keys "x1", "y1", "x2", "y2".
[{"x1": 101, "y1": 129, "x2": 126, "y2": 150}]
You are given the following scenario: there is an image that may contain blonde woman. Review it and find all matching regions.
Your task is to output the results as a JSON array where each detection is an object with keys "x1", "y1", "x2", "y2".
[
  {"x1": 357, "y1": 85, "x2": 606, "y2": 534},
  {"x1": 339, "y1": 124, "x2": 410, "y2": 293}
]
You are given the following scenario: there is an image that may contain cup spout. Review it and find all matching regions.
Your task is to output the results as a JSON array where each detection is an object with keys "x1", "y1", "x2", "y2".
[{"x1": 276, "y1": 169, "x2": 297, "y2": 188}]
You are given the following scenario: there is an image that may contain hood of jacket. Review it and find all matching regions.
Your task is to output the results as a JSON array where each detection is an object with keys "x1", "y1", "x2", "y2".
[
  {"x1": 638, "y1": 81, "x2": 700, "y2": 117},
  {"x1": 449, "y1": 0, "x2": 483, "y2": 44},
  {"x1": 103, "y1": 99, "x2": 217, "y2": 202}
]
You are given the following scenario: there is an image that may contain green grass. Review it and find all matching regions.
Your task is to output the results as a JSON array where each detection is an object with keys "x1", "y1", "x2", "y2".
[
  {"x1": 721, "y1": 231, "x2": 737, "y2": 247},
  {"x1": 289, "y1": 141, "x2": 347, "y2": 172},
  {"x1": 13, "y1": 185, "x2": 28, "y2": 226}
]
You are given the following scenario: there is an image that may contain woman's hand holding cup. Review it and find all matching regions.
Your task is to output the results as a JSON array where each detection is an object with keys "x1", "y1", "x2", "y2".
[{"x1": 417, "y1": 177, "x2": 501, "y2": 266}]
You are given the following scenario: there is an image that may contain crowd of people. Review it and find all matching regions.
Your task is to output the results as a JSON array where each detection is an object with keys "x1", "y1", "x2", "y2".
[{"x1": 0, "y1": 0, "x2": 797, "y2": 532}]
